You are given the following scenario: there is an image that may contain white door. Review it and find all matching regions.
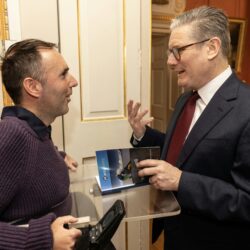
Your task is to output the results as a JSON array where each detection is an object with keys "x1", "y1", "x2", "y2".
[
  {"x1": 59, "y1": 2, "x2": 151, "y2": 249},
  {"x1": 58, "y1": 0, "x2": 151, "y2": 180}
]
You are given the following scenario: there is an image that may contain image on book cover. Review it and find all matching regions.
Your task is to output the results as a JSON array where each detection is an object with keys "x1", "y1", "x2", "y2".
[{"x1": 96, "y1": 147, "x2": 160, "y2": 194}]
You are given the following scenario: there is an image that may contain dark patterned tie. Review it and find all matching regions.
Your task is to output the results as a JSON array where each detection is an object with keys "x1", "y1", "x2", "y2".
[{"x1": 166, "y1": 91, "x2": 200, "y2": 165}]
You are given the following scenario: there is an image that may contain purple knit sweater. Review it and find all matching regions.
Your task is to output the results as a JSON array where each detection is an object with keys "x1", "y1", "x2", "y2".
[{"x1": 0, "y1": 115, "x2": 71, "y2": 249}]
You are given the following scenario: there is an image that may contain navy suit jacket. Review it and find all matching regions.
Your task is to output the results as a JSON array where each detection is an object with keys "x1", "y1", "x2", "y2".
[{"x1": 132, "y1": 73, "x2": 250, "y2": 249}]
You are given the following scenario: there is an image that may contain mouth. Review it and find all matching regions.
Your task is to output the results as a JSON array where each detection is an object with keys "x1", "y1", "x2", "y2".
[
  {"x1": 177, "y1": 70, "x2": 185, "y2": 76},
  {"x1": 66, "y1": 93, "x2": 72, "y2": 102}
]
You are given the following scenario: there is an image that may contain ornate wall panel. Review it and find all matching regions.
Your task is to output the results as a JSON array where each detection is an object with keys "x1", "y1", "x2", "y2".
[{"x1": 78, "y1": 0, "x2": 126, "y2": 121}]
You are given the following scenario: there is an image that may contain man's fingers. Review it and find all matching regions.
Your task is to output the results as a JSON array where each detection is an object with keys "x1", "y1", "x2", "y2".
[
  {"x1": 72, "y1": 161, "x2": 78, "y2": 167},
  {"x1": 127, "y1": 101, "x2": 141, "y2": 118},
  {"x1": 135, "y1": 109, "x2": 148, "y2": 121},
  {"x1": 142, "y1": 117, "x2": 154, "y2": 126},
  {"x1": 127, "y1": 100, "x2": 152, "y2": 125},
  {"x1": 69, "y1": 227, "x2": 82, "y2": 238},
  {"x1": 137, "y1": 159, "x2": 161, "y2": 176},
  {"x1": 127, "y1": 100, "x2": 133, "y2": 114},
  {"x1": 58, "y1": 215, "x2": 78, "y2": 225},
  {"x1": 138, "y1": 166, "x2": 158, "y2": 177},
  {"x1": 137, "y1": 159, "x2": 160, "y2": 168},
  {"x1": 129, "y1": 102, "x2": 141, "y2": 119}
]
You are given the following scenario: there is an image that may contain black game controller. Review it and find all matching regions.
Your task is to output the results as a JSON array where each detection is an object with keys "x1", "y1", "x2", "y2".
[{"x1": 73, "y1": 199, "x2": 125, "y2": 250}]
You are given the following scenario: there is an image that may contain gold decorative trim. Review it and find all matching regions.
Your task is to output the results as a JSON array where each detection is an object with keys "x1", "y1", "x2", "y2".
[
  {"x1": 76, "y1": 0, "x2": 83, "y2": 119},
  {"x1": 152, "y1": 14, "x2": 175, "y2": 22},
  {"x1": 174, "y1": 0, "x2": 186, "y2": 14},
  {"x1": 0, "y1": 0, "x2": 12, "y2": 106},
  {"x1": 123, "y1": 0, "x2": 127, "y2": 118},
  {"x1": 81, "y1": 116, "x2": 127, "y2": 123},
  {"x1": 152, "y1": 0, "x2": 186, "y2": 23},
  {"x1": 77, "y1": 0, "x2": 127, "y2": 122},
  {"x1": 152, "y1": 0, "x2": 169, "y2": 4},
  {"x1": 0, "y1": 0, "x2": 9, "y2": 40},
  {"x1": 228, "y1": 18, "x2": 246, "y2": 73}
]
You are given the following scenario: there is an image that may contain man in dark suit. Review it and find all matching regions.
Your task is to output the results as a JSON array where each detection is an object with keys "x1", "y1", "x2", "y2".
[{"x1": 128, "y1": 6, "x2": 250, "y2": 250}]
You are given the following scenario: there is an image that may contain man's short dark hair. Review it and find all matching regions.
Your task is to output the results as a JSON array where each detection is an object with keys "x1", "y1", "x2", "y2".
[{"x1": 1, "y1": 39, "x2": 57, "y2": 104}]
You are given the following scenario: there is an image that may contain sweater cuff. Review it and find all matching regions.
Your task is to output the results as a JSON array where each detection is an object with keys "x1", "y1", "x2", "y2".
[
  {"x1": 0, "y1": 213, "x2": 55, "y2": 250},
  {"x1": 0, "y1": 222, "x2": 27, "y2": 250},
  {"x1": 25, "y1": 213, "x2": 56, "y2": 250}
]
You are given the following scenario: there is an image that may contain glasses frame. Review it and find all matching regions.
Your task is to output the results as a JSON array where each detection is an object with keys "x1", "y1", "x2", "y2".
[{"x1": 168, "y1": 38, "x2": 210, "y2": 61}]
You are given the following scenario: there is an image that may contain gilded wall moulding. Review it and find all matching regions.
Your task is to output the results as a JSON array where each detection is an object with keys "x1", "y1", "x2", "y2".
[
  {"x1": 174, "y1": 0, "x2": 186, "y2": 14},
  {"x1": 0, "y1": 0, "x2": 12, "y2": 106},
  {"x1": 0, "y1": 0, "x2": 9, "y2": 40},
  {"x1": 152, "y1": 0, "x2": 186, "y2": 23},
  {"x1": 152, "y1": 0, "x2": 185, "y2": 33},
  {"x1": 152, "y1": 0, "x2": 169, "y2": 4}
]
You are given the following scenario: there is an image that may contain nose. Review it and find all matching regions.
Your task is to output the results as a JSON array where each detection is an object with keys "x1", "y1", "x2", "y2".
[
  {"x1": 69, "y1": 74, "x2": 78, "y2": 87},
  {"x1": 167, "y1": 52, "x2": 177, "y2": 66}
]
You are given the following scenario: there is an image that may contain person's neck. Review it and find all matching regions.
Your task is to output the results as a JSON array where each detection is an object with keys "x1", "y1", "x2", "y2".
[
  {"x1": 201, "y1": 60, "x2": 229, "y2": 88},
  {"x1": 211, "y1": 57, "x2": 229, "y2": 78},
  {"x1": 18, "y1": 103, "x2": 53, "y2": 126}
]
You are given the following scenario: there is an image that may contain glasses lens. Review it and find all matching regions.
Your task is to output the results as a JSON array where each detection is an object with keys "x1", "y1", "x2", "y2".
[
  {"x1": 172, "y1": 48, "x2": 180, "y2": 61},
  {"x1": 167, "y1": 48, "x2": 180, "y2": 61}
]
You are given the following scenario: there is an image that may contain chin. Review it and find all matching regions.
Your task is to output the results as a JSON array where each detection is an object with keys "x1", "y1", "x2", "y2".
[
  {"x1": 177, "y1": 81, "x2": 187, "y2": 88},
  {"x1": 61, "y1": 106, "x2": 69, "y2": 116},
  {"x1": 64, "y1": 108, "x2": 69, "y2": 115},
  {"x1": 177, "y1": 79, "x2": 192, "y2": 89}
]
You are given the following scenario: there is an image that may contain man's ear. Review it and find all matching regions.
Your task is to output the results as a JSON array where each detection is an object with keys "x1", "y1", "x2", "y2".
[
  {"x1": 23, "y1": 77, "x2": 42, "y2": 98},
  {"x1": 207, "y1": 37, "x2": 221, "y2": 60}
]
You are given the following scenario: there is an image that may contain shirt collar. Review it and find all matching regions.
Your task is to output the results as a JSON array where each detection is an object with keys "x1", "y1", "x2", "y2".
[
  {"x1": 1, "y1": 106, "x2": 51, "y2": 140},
  {"x1": 197, "y1": 66, "x2": 232, "y2": 105}
]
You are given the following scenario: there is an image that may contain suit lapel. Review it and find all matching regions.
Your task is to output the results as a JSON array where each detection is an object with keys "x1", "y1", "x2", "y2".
[{"x1": 177, "y1": 73, "x2": 240, "y2": 167}]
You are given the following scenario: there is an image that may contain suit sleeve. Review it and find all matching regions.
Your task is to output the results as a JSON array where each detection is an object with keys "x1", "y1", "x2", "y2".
[
  {"x1": 130, "y1": 126, "x2": 166, "y2": 149},
  {"x1": 178, "y1": 119, "x2": 250, "y2": 222}
]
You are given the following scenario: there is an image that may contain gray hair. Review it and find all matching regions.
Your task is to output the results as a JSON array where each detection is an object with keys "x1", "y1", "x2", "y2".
[{"x1": 170, "y1": 6, "x2": 231, "y2": 58}]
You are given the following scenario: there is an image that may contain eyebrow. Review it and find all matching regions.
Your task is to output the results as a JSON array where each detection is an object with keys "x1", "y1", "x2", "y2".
[{"x1": 60, "y1": 67, "x2": 69, "y2": 77}]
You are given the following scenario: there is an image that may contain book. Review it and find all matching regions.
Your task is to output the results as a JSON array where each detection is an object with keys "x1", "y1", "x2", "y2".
[{"x1": 95, "y1": 146, "x2": 160, "y2": 194}]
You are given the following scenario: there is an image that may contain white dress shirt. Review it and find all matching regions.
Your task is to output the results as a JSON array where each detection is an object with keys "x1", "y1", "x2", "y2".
[{"x1": 188, "y1": 66, "x2": 232, "y2": 135}]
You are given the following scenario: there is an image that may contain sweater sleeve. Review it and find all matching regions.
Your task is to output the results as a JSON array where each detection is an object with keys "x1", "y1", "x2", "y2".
[
  {"x1": 0, "y1": 121, "x2": 28, "y2": 213},
  {"x1": 0, "y1": 213, "x2": 56, "y2": 250}
]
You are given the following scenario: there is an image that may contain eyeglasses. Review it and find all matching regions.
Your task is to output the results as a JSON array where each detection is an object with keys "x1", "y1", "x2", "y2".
[{"x1": 168, "y1": 38, "x2": 210, "y2": 61}]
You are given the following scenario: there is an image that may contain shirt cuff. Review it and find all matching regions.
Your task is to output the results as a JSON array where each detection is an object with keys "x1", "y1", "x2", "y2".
[{"x1": 132, "y1": 133, "x2": 144, "y2": 145}]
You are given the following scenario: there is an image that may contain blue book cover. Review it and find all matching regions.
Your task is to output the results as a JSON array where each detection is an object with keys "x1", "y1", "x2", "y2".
[{"x1": 95, "y1": 147, "x2": 160, "y2": 194}]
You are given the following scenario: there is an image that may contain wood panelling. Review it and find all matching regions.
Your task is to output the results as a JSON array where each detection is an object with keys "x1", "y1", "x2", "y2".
[
  {"x1": 239, "y1": 1, "x2": 250, "y2": 82},
  {"x1": 209, "y1": 0, "x2": 238, "y2": 17},
  {"x1": 209, "y1": 0, "x2": 247, "y2": 18},
  {"x1": 186, "y1": 0, "x2": 247, "y2": 18},
  {"x1": 185, "y1": 0, "x2": 208, "y2": 10}
]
